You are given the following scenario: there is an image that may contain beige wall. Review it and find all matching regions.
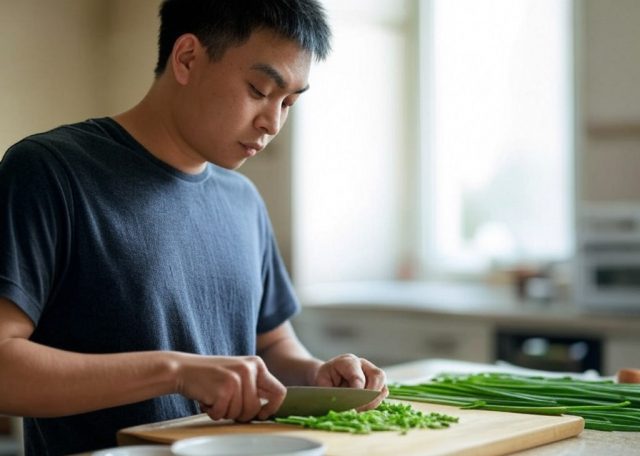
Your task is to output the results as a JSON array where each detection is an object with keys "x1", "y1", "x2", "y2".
[
  {"x1": 0, "y1": 0, "x2": 159, "y2": 154},
  {"x1": 0, "y1": 0, "x2": 106, "y2": 154},
  {"x1": 101, "y1": 0, "x2": 159, "y2": 114}
]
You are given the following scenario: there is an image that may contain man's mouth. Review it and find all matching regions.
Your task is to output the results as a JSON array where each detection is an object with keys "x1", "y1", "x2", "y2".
[{"x1": 240, "y1": 142, "x2": 264, "y2": 157}]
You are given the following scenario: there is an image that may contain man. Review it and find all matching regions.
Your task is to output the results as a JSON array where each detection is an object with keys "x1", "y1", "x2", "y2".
[{"x1": 0, "y1": 1, "x2": 387, "y2": 454}]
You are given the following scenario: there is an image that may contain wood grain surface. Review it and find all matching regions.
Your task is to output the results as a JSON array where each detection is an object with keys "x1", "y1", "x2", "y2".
[{"x1": 117, "y1": 400, "x2": 584, "y2": 456}]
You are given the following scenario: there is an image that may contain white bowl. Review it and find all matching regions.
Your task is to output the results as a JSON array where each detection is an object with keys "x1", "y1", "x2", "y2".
[
  {"x1": 92, "y1": 445, "x2": 173, "y2": 455},
  {"x1": 171, "y1": 434, "x2": 326, "y2": 456}
]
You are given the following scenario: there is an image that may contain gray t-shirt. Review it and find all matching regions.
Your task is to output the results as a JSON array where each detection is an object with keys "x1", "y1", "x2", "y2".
[{"x1": 0, "y1": 118, "x2": 299, "y2": 455}]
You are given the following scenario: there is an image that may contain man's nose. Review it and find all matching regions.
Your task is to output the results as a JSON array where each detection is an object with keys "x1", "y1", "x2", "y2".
[{"x1": 255, "y1": 103, "x2": 282, "y2": 136}]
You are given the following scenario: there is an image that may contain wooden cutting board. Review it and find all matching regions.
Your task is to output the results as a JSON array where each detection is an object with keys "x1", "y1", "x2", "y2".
[{"x1": 117, "y1": 401, "x2": 584, "y2": 456}]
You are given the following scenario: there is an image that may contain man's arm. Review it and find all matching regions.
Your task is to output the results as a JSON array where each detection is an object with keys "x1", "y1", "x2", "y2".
[
  {"x1": 257, "y1": 321, "x2": 388, "y2": 409},
  {"x1": 0, "y1": 297, "x2": 285, "y2": 421},
  {"x1": 256, "y1": 321, "x2": 323, "y2": 386}
]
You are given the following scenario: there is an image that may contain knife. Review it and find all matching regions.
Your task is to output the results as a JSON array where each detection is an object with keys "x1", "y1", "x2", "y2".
[{"x1": 272, "y1": 386, "x2": 380, "y2": 418}]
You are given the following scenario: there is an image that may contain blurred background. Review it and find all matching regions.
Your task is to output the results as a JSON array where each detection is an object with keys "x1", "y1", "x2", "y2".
[{"x1": 2, "y1": 0, "x2": 640, "y2": 452}]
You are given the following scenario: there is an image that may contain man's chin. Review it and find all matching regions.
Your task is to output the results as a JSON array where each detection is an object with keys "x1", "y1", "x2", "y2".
[
  {"x1": 210, "y1": 157, "x2": 247, "y2": 170},
  {"x1": 230, "y1": 158, "x2": 248, "y2": 170}
]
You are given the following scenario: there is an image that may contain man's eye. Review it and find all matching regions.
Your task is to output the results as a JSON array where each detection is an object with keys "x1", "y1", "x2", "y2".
[
  {"x1": 249, "y1": 84, "x2": 266, "y2": 98},
  {"x1": 282, "y1": 96, "x2": 299, "y2": 108}
]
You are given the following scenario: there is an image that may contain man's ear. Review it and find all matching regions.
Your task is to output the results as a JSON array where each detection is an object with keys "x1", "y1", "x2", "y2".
[{"x1": 170, "y1": 34, "x2": 202, "y2": 85}]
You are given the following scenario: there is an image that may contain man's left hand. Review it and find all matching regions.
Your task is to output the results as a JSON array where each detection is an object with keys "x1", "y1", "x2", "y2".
[{"x1": 313, "y1": 353, "x2": 388, "y2": 410}]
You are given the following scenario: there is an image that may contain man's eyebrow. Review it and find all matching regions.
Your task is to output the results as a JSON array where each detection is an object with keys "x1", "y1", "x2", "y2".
[{"x1": 250, "y1": 63, "x2": 310, "y2": 94}]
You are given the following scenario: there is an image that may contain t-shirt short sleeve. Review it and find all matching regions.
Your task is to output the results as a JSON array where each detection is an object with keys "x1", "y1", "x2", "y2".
[
  {"x1": 0, "y1": 140, "x2": 72, "y2": 324},
  {"x1": 254, "y1": 195, "x2": 300, "y2": 334},
  {"x1": 256, "y1": 232, "x2": 299, "y2": 333}
]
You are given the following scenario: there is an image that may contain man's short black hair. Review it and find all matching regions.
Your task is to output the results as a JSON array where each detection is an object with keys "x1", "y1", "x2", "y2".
[{"x1": 155, "y1": 0, "x2": 332, "y2": 77}]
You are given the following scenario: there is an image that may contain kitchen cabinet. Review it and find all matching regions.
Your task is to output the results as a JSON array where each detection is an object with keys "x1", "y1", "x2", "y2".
[
  {"x1": 604, "y1": 337, "x2": 640, "y2": 375},
  {"x1": 578, "y1": 0, "x2": 640, "y2": 203},
  {"x1": 582, "y1": 0, "x2": 640, "y2": 123},
  {"x1": 294, "y1": 281, "x2": 640, "y2": 376},
  {"x1": 293, "y1": 308, "x2": 492, "y2": 367}
]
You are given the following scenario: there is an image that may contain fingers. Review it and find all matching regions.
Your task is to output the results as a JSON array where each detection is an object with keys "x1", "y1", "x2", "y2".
[
  {"x1": 361, "y1": 358, "x2": 387, "y2": 391},
  {"x1": 208, "y1": 389, "x2": 232, "y2": 420},
  {"x1": 206, "y1": 371, "x2": 241, "y2": 421},
  {"x1": 238, "y1": 357, "x2": 276, "y2": 422},
  {"x1": 321, "y1": 354, "x2": 366, "y2": 388},
  {"x1": 314, "y1": 354, "x2": 388, "y2": 411},
  {"x1": 256, "y1": 361, "x2": 287, "y2": 420},
  {"x1": 225, "y1": 372, "x2": 244, "y2": 421},
  {"x1": 315, "y1": 363, "x2": 344, "y2": 387},
  {"x1": 357, "y1": 384, "x2": 389, "y2": 412},
  {"x1": 179, "y1": 354, "x2": 283, "y2": 423}
]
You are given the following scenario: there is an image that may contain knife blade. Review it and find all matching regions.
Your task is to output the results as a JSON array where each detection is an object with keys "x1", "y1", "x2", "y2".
[{"x1": 272, "y1": 386, "x2": 380, "y2": 418}]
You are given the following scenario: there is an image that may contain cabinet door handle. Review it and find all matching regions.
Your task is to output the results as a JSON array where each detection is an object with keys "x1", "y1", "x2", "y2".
[
  {"x1": 323, "y1": 325, "x2": 357, "y2": 340},
  {"x1": 425, "y1": 337, "x2": 458, "y2": 354}
]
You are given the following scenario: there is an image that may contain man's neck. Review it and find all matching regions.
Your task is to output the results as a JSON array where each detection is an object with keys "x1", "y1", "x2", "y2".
[{"x1": 112, "y1": 84, "x2": 207, "y2": 175}]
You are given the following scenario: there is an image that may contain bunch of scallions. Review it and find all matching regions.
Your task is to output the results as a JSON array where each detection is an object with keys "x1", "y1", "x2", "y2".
[
  {"x1": 275, "y1": 401, "x2": 459, "y2": 434},
  {"x1": 387, "y1": 372, "x2": 640, "y2": 431}
]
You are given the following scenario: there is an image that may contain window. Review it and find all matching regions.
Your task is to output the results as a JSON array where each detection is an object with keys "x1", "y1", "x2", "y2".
[
  {"x1": 292, "y1": 0, "x2": 574, "y2": 286},
  {"x1": 292, "y1": 0, "x2": 412, "y2": 287},
  {"x1": 422, "y1": 0, "x2": 574, "y2": 274}
]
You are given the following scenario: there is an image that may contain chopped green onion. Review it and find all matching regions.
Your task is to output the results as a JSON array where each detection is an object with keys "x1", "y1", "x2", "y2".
[{"x1": 274, "y1": 401, "x2": 458, "y2": 434}]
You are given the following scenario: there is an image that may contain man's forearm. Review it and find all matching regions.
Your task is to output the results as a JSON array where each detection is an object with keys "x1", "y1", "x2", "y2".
[
  {"x1": 260, "y1": 339, "x2": 323, "y2": 386},
  {"x1": 256, "y1": 324, "x2": 323, "y2": 386},
  {"x1": 0, "y1": 338, "x2": 178, "y2": 417}
]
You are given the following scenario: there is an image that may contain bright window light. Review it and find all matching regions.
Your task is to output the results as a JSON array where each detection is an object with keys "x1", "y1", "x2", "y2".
[
  {"x1": 292, "y1": 0, "x2": 410, "y2": 286},
  {"x1": 422, "y1": 0, "x2": 574, "y2": 274}
]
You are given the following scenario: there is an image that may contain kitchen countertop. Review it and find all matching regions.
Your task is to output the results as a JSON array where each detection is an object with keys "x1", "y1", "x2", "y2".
[
  {"x1": 71, "y1": 432, "x2": 640, "y2": 456},
  {"x1": 297, "y1": 280, "x2": 640, "y2": 335},
  {"x1": 69, "y1": 422, "x2": 640, "y2": 456},
  {"x1": 70, "y1": 358, "x2": 640, "y2": 456}
]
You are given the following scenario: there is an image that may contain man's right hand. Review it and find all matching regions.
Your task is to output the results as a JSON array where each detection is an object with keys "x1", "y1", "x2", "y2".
[{"x1": 171, "y1": 353, "x2": 286, "y2": 422}]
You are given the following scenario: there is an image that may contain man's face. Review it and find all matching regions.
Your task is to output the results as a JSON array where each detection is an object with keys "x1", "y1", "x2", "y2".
[{"x1": 173, "y1": 29, "x2": 312, "y2": 170}]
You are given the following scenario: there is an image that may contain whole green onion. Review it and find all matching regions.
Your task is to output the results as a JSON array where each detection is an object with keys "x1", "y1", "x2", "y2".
[{"x1": 388, "y1": 372, "x2": 640, "y2": 432}]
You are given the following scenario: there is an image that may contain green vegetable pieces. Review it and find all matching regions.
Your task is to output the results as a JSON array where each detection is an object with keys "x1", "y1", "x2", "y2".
[
  {"x1": 388, "y1": 372, "x2": 640, "y2": 432},
  {"x1": 275, "y1": 401, "x2": 458, "y2": 434}
]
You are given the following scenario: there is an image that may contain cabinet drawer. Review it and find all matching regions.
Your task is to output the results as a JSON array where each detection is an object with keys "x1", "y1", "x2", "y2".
[{"x1": 292, "y1": 308, "x2": 492, "y2": 366}]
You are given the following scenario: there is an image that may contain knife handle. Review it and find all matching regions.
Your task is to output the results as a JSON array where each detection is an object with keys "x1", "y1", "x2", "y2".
[{"x1": 617, "y1": 368, "x2": 640, "y2": 383}]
